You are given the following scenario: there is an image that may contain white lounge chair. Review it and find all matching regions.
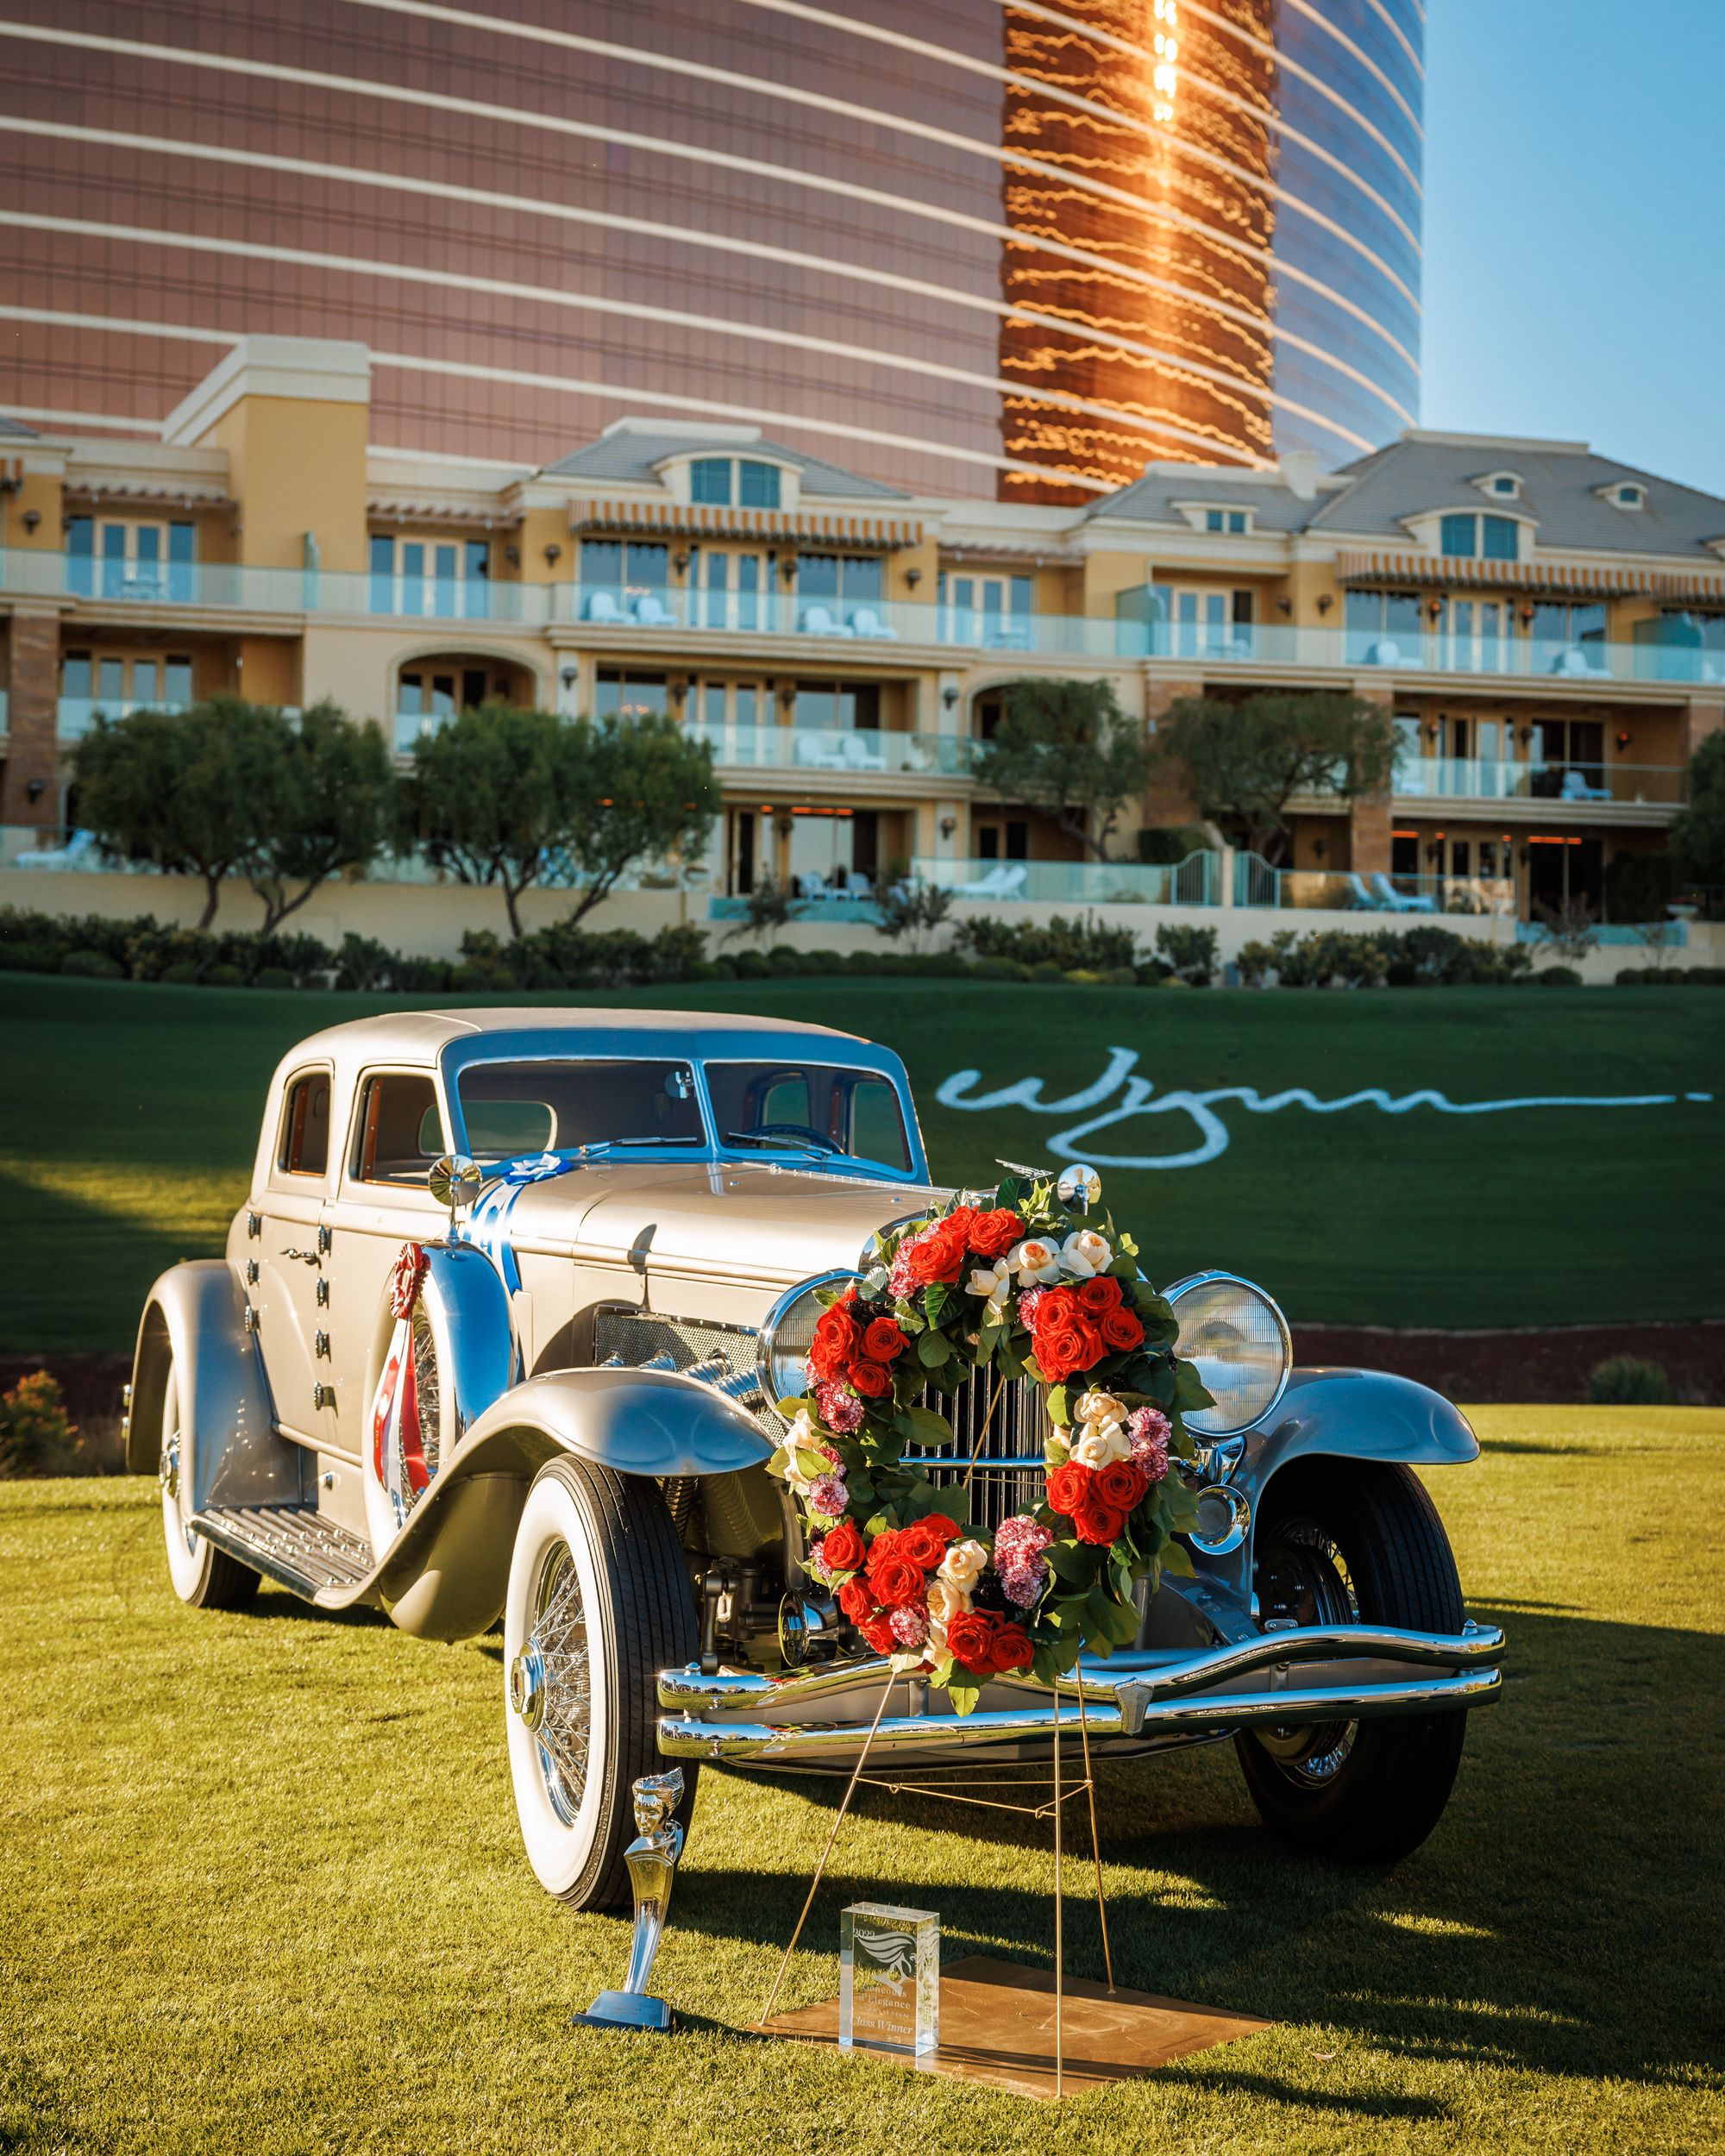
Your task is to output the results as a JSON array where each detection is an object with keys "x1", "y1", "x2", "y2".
[
  {"x1": 1341, "y1": 872, "x2": 1377, "y2": 910},
  {"x1": 1559, "y1": 768, "x2": 1612, "y2": 802},
  {"x1": 586, "y1": 590, "x2": 620, "y2": 622},
  {"x1": 850, "y1": 607, "x2": 898, "y2": 642},
  {"x1": 15, "y1": 828, "x2": 99, "y2": 871},
  {"x1": 799, "y1": 604, "x2": 853, "y2": 638},
  {"x1": 1369, "y1": 872, "x2": 1437, "y2": 913},
  {"x1": 634, "y1": 592, "x2": 671, "y2": 626},
  {"x1": 840, "y1": 733, "x2": 884, "y2": 769},
  {"x1": 951, "y1": 862, "x2": 1029, "y2": 899}
]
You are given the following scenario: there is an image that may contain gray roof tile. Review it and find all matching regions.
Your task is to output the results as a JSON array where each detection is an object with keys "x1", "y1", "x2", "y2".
[{"x1": 542, "y1": 426, "x2": 906, "y2": 499}]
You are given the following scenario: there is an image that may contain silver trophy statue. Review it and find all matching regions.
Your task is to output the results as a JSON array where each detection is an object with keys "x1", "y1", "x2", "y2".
[{"x1": 573, "y1": 1769, "x2": 686, "y2": 2033}]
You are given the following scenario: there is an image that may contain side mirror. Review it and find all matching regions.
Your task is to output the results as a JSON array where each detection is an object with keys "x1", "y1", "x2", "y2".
[{"x1": 429, "y1": 1152, "x2": 485, "y2": 1224}]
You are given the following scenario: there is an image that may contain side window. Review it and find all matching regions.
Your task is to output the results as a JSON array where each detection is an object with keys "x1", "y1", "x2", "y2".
[
  {"x1": 350, "y1": 1073, "x2": 444, "y2": 1187},
  {"x1": 278, "y1": 1072, "x2": 331, "y2": 1177},
  {"x1": 848, "y1": 1078, "x2": 912, "y2": 1171}
]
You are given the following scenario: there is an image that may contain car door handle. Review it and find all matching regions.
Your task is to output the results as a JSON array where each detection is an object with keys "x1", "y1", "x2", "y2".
[{"x1": 281, "y1": 1247, "x2": 323, "y2": 1266}]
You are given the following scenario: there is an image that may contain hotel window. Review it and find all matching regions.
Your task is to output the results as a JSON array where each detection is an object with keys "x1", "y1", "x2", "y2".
[
  {"x1": 1443, "y1": 598, "x2": 1510, "y2": 673},
  {"x1": 794, "y1": 681, "x2": 881, "y2": 730},
  {"x1": 940, "y1": 571, "x2": 1033, "y2": 649},
  {"x1": 58, "y1": 650, "x2": 192, "y2": 739},
  {"x1": 1150, "y1": 584, "x2": 1254, "y2": 658},
  {"x1": 1529, "y1": 601, "x2": 1606, "y2": 670},
  {"x1": 580, "y1": 539, "x2": 671, "y2": 624},
  {"x1": 693, "y1": 548, "x2": 771, "y2": 630},
  {"x1": 593, "y1": 669, "x2": 669, "y2": 720},
  {"x1": 687, "y1": 458, "x2": 782, "y2": 509},
  {"x1": 1440, "y1": 514, "x2": 1519, "y2": 561},
  {"x1": 1346, "y1": 588, "x2": 1421, "y2": 661},
  {"x1": 798, "y1": 553, "x2": 884, "y2": 631},
  {"x1": 66, "y1": 516, "x2": 196, "y2": 601},
  {"x1": 1203, "y1": 509, "x2": 1248, "y2": 533},
  {"x1": 369, "y1": 535, "x2": 490, "y2": 618}
]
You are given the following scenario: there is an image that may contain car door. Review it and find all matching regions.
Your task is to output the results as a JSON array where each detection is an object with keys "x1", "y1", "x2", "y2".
[
  {"x1": 326, "y1": 1066, "x2": 452, "y2": 1441},
  {"x1": 254, "y1": 1063, "x2": 339, "y2": 1450}
]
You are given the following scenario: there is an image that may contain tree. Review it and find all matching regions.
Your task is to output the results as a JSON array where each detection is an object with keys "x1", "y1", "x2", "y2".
[
  {"x1": 723, "y1": 878, "x2": 794, "y2": 950},
  {"x1": 968, "y1": 678, "x2": 1153, "y2": 862},
  {"x1": 875, "y1": 879, "x2": 951, "y2": 953},
  {"x1": 242, "y1": 699, "x2": 397, "y2": 933},
  {"x1": 1670, "y1": 730, "x2": 1725, "y2": 899},
  {"x1": 404, "y1": 702, "x2": 720, "y2": 938},
  {"x1": 1154, "y1": 690, "x2": 1397, "y2": 864},
  {"x1": 72, "y1": 697, "x2": 294, "y2": 928}
]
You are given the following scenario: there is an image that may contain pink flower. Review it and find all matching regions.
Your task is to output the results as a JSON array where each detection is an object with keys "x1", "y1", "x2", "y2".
[
  {"x1": 887, "y1": 1238, "x2": 923, "y2": 1300},
  {"x1": 807, "y1": 1474, "x2": 849, "y2": 1520},
  {"x1": 1127, "y1": 1406, "x2": 1170, "y2": 1482},
  {"x1": 816, "y1": 1382, "x2": 865, "y2": 1433},
  {"x1": 888, "y1": 1602, "x2": 929, "y2": 1646},
  {"x1": 1018, "y1": 1288, "x2": 1046, "y2": 1328},
  {"x1": 1000, "y1": 1564, "x2": 1046, "y2": 1610},
  {"x1": 994, "y1": 1514, "x2": 1053, "y2": 1570}
]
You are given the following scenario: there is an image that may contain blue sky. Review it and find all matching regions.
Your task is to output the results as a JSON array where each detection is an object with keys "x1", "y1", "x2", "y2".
[{"x1": 1420, "y1": 0, "x2": 1725, "y2": 494}]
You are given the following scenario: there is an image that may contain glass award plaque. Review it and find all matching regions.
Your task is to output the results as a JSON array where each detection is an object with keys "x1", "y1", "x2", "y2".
[{"x1": 838, "y1": 1903, "x2": 938, "y2": 2058}]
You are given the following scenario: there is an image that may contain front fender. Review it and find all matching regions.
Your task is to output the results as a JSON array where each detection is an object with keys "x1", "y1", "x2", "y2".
[
  {"x1": 373, "y1": 1368, "x2": 774, "y2": 1639},
  {"x1": 128, "y1": 1261, "x2": 306, "y2": 1510}
]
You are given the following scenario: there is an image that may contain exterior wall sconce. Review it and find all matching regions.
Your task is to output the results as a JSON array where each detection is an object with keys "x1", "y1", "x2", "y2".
[
  {"x1": 1315, "y1": 593, "x2": 1333, "y2": 615},
  {"x1": 779, "y1": 557, "x2": 798, "y2": 582},
  {"x1": 505, "y1": 544, "x2": 520, "y2": 565},
  {"x1": 1615, "y1": 730, "x2": 1632, "y2": 750},
  {"x1": 543, "y1": 542, "x2": 562, "y2": 566},
  {"x1": 1313, "y1": 837, "x2": 1328, "y2": 860},
  {"x1": 779, "y1": 685, "x2": 795, "y2": 710},
  {"x1": 905, "y1": 567, "x2": 923, "y2": 588},
  {"x1": 25, "y1": 778, "x2": 46, "y2": 802},
  {"x1": 939, "y1": 814, "x2": 957, "y2": 839},
  {"x1": 560, "y1": 666, "x2": 577, "y2": 691},
  {"x1": 941, "y1": 686, "x2": 960, "y2": 710},
  {"x1": 1520, "y1": 605, "x2": 1535, "y2": 624},
  {"x1": 673, "y1": 550, "x2": 690, "y2": 573},
  {"x1": 22, "y1": 508, "x2": 41, "y2": 534},
  {"x1": 1519, "y1": 723, "x2": 1536, "y2": 745},
  {"x1": 1276, "y1": 597, "x2": 1291, "y2": 615},
  {"x1": 1427, "y1": 599, "x2": 1444, "y2": 622}
]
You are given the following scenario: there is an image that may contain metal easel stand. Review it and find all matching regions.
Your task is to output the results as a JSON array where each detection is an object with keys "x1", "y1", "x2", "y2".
[{"x1": 757, "y1": 1660, "x2": 1114, "y2": 2100}]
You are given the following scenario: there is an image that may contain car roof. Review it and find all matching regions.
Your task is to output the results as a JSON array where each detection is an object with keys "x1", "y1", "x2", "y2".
[{"x1": 283, "y1": 1006, "x2": 871, "y2": 1066}]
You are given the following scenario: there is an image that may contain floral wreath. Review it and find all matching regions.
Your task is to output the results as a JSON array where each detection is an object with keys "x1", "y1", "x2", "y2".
[{"x1": 767, "y1": 1173, "x2": 1212, "y2": 1711}]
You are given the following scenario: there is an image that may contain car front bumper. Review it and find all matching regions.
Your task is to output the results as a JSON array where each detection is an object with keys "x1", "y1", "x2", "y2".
[{"x1": 655, "y1": 1620, "x2": 1505, "y2": 1767}]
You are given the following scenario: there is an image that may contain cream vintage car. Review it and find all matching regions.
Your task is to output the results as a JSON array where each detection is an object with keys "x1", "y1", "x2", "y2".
[{"x1": 129, "y1": 1008, "x2": 1502, "y2": 1908}]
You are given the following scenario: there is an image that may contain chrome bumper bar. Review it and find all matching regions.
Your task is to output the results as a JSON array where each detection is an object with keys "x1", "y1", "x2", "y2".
[{"x1": 655, "y1": 1620, "x2": 1504, "y2": 1765}]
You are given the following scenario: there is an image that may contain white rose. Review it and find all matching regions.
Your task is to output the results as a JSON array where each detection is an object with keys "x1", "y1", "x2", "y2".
[
  {"x1": 926, "y1": 1576, "x2": 971, "y2": 1629},
  {"x1": 1072, "y1": 1422, "x2": 1132, "y2": 1469},
  {"x1": 1008, "y1": 1237, "x2": 1062, "y2": 1287},
  {"x1": 781, "y1": 1409, "x2": 821, "y2": 1491},
  {"x1": 1060, "y1": 1228, "x2": 1113, "y2": 1280},
  {"x1": 966, "y1": 1259, "x2": 1010, "y2": 1302},
  {"x1": 1075, "y1": 1390, "x2": 1125, "y2": 1426},
  {"x1": 938, "y1": 1538, "x2": 990, "y2": 1593}
]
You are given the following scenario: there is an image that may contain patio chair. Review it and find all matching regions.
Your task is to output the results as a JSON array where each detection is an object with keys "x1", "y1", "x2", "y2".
[
  {"x1": 1369, "y1": 872, "x2": 1437, "y2": 914},
  {"x1": 633, "y1": 592, "x2": 672, "y2": 626},
  {"x1": 1340, "y1": 872, "x2": 1378, "y2": 910},
  {"x1": 1559, "y1": 768, "x2": 1612, "y2": 802},
  {"x1": 799, "y1": 604, "x2": 852, "y2": 637},
  {"x1": 586, "y1": 589, "x2": 621, "y2": 623},
  {"x1": 952, "y1": 862, "x2": 1029, "y2": 899},
  {"x1": 15, "y1": 828, "x2": 99, "y2": 871},
  {"x1": 839, "y1": 732, "x2": 884, "y2": 769},
  {"x1": 849, "y1": 607, "x2": 898, "y2": 642}
]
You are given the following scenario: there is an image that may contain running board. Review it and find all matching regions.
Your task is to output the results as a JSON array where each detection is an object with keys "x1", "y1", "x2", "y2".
[{"x1": 191, "y1": 1504, "x2": 375, "y2": 1602}]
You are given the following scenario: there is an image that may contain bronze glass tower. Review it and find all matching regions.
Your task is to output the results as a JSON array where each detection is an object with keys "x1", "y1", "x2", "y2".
[{"x1": 0, "y1": 0, "x2": 1421, "y2": 499}]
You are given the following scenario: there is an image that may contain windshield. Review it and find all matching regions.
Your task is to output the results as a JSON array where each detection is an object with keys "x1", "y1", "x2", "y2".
[
  {"x1": 455, "y1": 1059, "x2": 703, "y2": 1161},
  {"x1": 704, "y1": 1059, "x2": 913, "y2": 1173}
]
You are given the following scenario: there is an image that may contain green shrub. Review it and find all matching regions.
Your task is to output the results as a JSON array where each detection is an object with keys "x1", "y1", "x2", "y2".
[
  {"x1": 204, "y1": 962, "x2": 246, "y2": 987},
  {"x1": 335, "y1": 932, "x2": 396, "y2": 992},
  {"x1": 0, "y1": 1370, "x2": 79, "y2": 1476},
  {"x1": 731, "y1": 949, "x2": 770, "y2": 979},
  {"x1": 967, "y1": 956, "x2": 1019, "y2": 981},
  {"x1": 1100, "y1": 964, "x2": 1138, "y2": 987},
  {"x1": 1235, "y1": 938, "x2": 1277, "y2": 987},
  {"x1": 1536, "y1": 965, "x2": 1584, "y2": 987},
  {"x1": 159, "y1": 961, "x2": 200, "y2": 985},
  {"x1": 1029, "y1": 959, "x2": 1066, "y2": 983},
  {"x1": 0, "y1": 942, "x2": 65, "y2": 973},
  {"x1": 1616, "y1": 965, "x2": 1725, "y2": 987},
  {"x1": 393, "y1": 956, "x2": 454, "y2": 993},
  {"x1": 954, "y1": 910, "x2": 1139, "y2": 973},
  {"x1": 254, "y1": 966, "x2": 296, "y2": 990},
  {"x1": 1588, "y1": 1355, "x2": 1675, "y2": 1406},
  {"x1": 1063, "y1": 968, "x2": 1103, "y2": 986},
  {"x1": 1154, "y1": 922, "x2": 1218, "y2": 986},
  {"x1": 60, "y1": 949, "x2": 125, "y2": 980},
  {"x1": 766, "y1": 943, "x2": 806, "y2": 973},
  {"x1": 1134, "y1": 825, "x2": 1212, "y2": 866}
]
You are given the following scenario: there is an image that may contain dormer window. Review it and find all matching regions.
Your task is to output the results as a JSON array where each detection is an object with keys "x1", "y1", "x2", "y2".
[
  {"x1": 1440, "y1": 512, "x2": 1519, "y2": 561},
  {"x1": 689, "y1": 457, "x2": 782, "y2": 510},
  {"x1": 1473, "y1": 471, "x2": 1523, "y2": 500},
  {"x1": 1204, "y1": 507, "x2": 1250, "y2": 534},
  {"x1": 1609, "y1": 481, "x2": 1646, "y2": 511}
]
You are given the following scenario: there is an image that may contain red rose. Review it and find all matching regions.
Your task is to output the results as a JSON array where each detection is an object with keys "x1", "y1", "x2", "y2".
[
  {"x1": 1076, "y1": 1275, "x2": 1122, "y2": 1314},
  {"x1": 946, "y1": 1609, "x2": 999, "y2": 1675},
  {"x1": 869, "y1": 1557, "x2": 925, "y2": 1610},
  {"x1": 865, "y1": 1528, "x2": 903, "y2": 1569},
  {"x1": 820, "y1": 1520, "x2": 866, "y2": 1574},
  {"x1": 808, "y1": 1298, "x2": 859, "y2": 1382},
  {"x1": 857, "y1": 1611, "x2": 898, "y2": 1656},
  {"x1": 1095, "y1": 1459, "x2": 1150, "y2": 1514},
  {"x1": 968, "y1": 1209, "x2": 1024, "y2": 1259},
  {"x1": 837, "y1": 1577, "x2": 875, "y2": 1625},
  {"x1": 1101, "y1": 1307, "x2": 1145, "y2": 1353},
  {"x1": 906, "y1": 1215, "x2": 970, "y2": 1287},
  {"x1": 1033, "y1": 1303, "x2": 1096, "y2": 1382},
  {"x1": 849, "y1": 1358, "x2": 892, "y2": 1399},
  {"x1": 1045, "y1": 1459, "x2": 1091, "y2": 1516},
  {"x1": 989, "y1": 1622, "x2": 1036, "y2": 1674},
  {"x1": 1074, "y1": 1497, "x2": 1127, "y2": 1547},
  {"x1": 862, "y1": 1317, "x2": 907, "y2": 1363},
  {"x1": 898, "y1": 1518, "x2": 950, "y2": 1570}
]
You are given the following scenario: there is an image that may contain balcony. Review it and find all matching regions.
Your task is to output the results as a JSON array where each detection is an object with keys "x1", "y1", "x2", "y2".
[
  {"x1": 1393, "y1": 757, "x2": 1686, "y2": 808},
  {"x1": 1233, "y1": 854, "x2": 1515, "y2": 917},
  {"x1": 690, "y1": 724, "x2": 969, "y2": 779},
  {"x1": 913, "y1": 852, "x2": 1218, "y2": 906},
  {"x1": 57, "y1": 696, "x2": 191, "y2": 741}
]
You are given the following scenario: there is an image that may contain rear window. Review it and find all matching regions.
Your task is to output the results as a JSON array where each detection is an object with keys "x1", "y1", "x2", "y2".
[{"x1": 455, "y1": 1059, "x2": 703, "y2": 1162}]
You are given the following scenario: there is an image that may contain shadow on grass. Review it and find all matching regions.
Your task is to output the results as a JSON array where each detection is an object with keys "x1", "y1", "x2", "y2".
[{"x1": 666, "y1": 1606, "x2": 1723, "y2": 2095}]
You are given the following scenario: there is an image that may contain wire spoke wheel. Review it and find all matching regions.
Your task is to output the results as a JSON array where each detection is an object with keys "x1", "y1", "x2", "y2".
[
  {"x1": 1252, "y1": 1517, "x2": 1360, "y2": 1785},
  {"x1": 527, "y1": 1543, "x2": 593, "y2": 1824}
]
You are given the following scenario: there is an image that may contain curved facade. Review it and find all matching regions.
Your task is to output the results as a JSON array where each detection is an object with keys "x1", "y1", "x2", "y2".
[{"x1": 0, "y1": 0, "x2": 1421, "y2": 500}]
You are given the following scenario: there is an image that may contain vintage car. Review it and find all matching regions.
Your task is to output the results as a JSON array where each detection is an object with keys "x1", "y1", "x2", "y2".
[{"x1": 130, "y1": 1008, "x2": 1502, "y2": 1908}]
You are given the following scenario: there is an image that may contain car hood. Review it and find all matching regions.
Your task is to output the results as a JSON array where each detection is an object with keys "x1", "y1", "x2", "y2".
[{"x1": 499, "y1": 1161, "x2": 944, "y2": 1289}]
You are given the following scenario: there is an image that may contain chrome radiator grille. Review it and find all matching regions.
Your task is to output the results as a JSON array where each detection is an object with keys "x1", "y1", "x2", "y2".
[
  {"x1": 594, "y1": 1307, "x2": 757, "y2": 1382},
  {"x1": 906, "y1": 1370, "x2": 1054, "y2": 1536}
]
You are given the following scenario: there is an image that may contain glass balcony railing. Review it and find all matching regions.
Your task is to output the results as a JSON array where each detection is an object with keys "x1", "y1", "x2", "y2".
[
  {"x1": 1233, "y1": 853, "x2": 1516, "y2": 918},
  {"x1": 9, "y1": 542, "x2": 1725, "y2": 690},
  {"x1": 57, "y1": 696, "x2": 191, "y2": 741},
  {"x1": 912, "y1": 852, "x2": 1218, "y2": 906},
  {"x1": 1393, "y1": 757, "x2": 1686, "y2": 806},
  {"x1": 689, "y1": 724, "x2": 969, "y2": 777}
]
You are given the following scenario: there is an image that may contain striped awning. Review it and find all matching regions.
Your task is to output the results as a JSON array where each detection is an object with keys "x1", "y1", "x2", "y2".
[
  {"x1": 1333, "y1": 548, "x2": 1725, "y2": 603},
  {"x1": 63, "y1": 479, "x2": 235, "y2": 508},
  {"x1": 367, "y1": 498, "x2": 519, "y2": 529},
  {"x1": 568, "y1": 496, "x2": 925, "y2": 548}
]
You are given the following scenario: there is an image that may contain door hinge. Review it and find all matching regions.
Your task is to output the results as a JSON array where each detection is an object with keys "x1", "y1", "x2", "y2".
[
  {"x1": 316, "y1": 1277, "x2": 330, "y2": 1307},
  {"x1": 247, "y1": 1211, "x2": 261, "y2": 1239},
  {"x1": 245, "y1": 1258, "x2": 260, "y2": 1286},
  {"x1": 313, "y1": 1382, "x2": 336, "y2": 1412},
  {"x1": 242, "y1": 1305, "x2": 260, "y2": 1333},
  {"x1": 314, "y1": 1331, "x2": 331, "y2": 1359}
]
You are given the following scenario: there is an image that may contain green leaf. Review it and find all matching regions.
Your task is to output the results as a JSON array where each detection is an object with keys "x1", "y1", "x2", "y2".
[
  {"x1": 794, "y1": 1448, "x2": 830, "y2": 1482},
  {"x1": 995, "y1": 1175, "x2": 1021, "y2": 1212},
  {"x1": 1159, "y1": 1538, "x2": 1196, "y2": 1578},
  {"x1": 926, "y1": 1484, "x2": 972, "y2": 1526},
  {"x1": 1174, "y1": 1358, "x2": 1215, "y2": 1411},
  {"x1": 1044, "y1": 1382, "x2": 1071, "y2": 1428},
  {"x1": 945, "y1": 1671, "x2": 982, "y2": 1718},
  {"x1": 1088, "y1": 1583, "x2": 1141, "y2": 1647},
  {"x1": 896, "y1": 1404, "x2": 953, "y2": 1451},
  {"x1": 924, "y1": 1282, "x2": 950, "y2": 1327},
  {"x1": 1044, "y1": 1540, "x2": 1100, "y2": 1587},
  {"x1": 916, "y1": 1329, "x2": 951, "y2": 1369}
]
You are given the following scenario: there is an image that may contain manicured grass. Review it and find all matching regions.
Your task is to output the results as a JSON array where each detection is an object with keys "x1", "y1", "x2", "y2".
[
  {"x1": 2, "y1": 1407, "x2": 1721, "y2": 2153},
  {"x1": 3, "y1": 972, "x2": 1720, "y2": 1349}
]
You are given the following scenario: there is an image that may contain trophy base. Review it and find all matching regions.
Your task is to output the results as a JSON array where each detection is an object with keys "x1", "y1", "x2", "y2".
[{"x1": 573, "y1": 1990, "x2": 674, "y2": 2033}]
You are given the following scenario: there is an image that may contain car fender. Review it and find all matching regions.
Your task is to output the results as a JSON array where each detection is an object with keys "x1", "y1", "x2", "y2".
[
  {"x1": 127, "y1": 1261, "x2": 308, "y2": 1509},
  {"x1": 373, "y1": 1368, "x2": 775, "y2": 1639}
]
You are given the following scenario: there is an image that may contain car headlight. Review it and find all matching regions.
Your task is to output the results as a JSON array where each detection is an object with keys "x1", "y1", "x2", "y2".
[
  {"x1": 758, "y1": 1270, "x2": 857, "y2": 1410},
  {"x1": 1166, "y1": 1271, "x2": 1291, "y2": 1438}
]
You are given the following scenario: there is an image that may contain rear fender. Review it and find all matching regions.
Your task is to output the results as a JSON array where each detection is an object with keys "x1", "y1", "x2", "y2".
[
  {"x1": 373, "y1": 1368, "x2": 775, "y2": 1639},
  {"x1": 128, "y1": 1261, "x2": 307, "y2": 1509}
]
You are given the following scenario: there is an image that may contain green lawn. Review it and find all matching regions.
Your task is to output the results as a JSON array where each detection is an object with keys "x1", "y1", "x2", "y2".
[
  {"x1": 1, "y1": 973, "x2": 1721, "y2": 1350},
  {"x1": 2, "y1": 1407, "x2": 1720, "y2": 2154}
]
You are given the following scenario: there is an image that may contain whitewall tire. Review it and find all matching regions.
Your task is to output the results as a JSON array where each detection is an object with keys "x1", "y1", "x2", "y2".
[
  {"x1": 503, "y1": 1455, "x2": 698, "y2": 1909},
  {"x1": 158, "y1": 1353, "x2": 258, "y2": 1611}
]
